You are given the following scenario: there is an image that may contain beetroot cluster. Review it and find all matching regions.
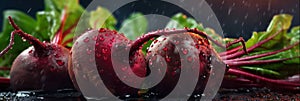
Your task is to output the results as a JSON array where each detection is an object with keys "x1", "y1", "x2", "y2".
[{"x1": 0, "y1": 17, "x2": 299, "y2": 100}]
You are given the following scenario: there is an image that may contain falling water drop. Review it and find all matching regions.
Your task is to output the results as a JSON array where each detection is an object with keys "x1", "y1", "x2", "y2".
[{"x1": 228, "y1": 8, "x2": 232, "y2": 15}]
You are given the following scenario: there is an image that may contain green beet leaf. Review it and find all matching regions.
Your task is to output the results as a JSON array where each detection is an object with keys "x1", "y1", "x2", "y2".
[{"x1": 119, "y1": 13, "x2": 148, "y2": 40}]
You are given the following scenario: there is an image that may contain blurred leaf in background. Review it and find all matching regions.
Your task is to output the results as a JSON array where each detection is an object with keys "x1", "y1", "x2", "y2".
[
  {"x1": 0, "y1": 10, "x2": 37, "y2": 69},
  {"x1": 119, "y1": 13, "x2": 148, "y2": 40},
  {"x1": 0, "y1": 0, "x2": 84, "y2": 77},
  {"x1": 89, "y1": 6, "x2": 117, "y2": 30},
  {"x1": 165, "y1": 13, "x2": 226, "y2": 52}
]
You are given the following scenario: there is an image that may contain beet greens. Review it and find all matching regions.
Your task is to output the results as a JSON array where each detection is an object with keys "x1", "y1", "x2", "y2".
[{"x1": 164, "y1": 13, "x2": 300, "y2": 91}]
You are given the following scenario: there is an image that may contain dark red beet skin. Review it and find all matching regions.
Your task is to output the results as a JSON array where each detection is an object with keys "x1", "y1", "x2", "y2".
[
  {"x1": 0, "y1": 16, "x2": 74, "y2": 91},
  {"x1": 69, "y1": 29, "x2": 147, "y2": 99},
  {"x1": 144, "y1": 32, "x2": 213, "y2": 98},
  {"x1": 10, "y1": 44, "x2": 73, "y2": 91}
]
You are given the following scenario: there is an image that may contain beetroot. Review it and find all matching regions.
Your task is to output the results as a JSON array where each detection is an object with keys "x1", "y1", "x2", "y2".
[
  {"x1": 132, "y1": 28, "x2": 300, "y2": 99},
  {"x1": 0, "y1": 16, "x2": 73, "y2": 91},
  {"x1": 69, "y1": 27, "x2": 299, "y2": 99},
  {"x1": 69, "y1": 28, "x2": 147, "y2": 99}
]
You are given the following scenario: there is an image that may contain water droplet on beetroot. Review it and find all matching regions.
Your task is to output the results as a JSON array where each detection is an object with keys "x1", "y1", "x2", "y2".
[
  {"x1": 102, "y1": 48, "x2": 108, "y2": 54},
  {"x1": 122, "y1": 67, "x2": 127, "y2": 71},
  {"x1": 187, "y1": 56, "x2": 193, "y2": 62},
  {"x1": 86, "y1": 49, "x2": 92, "y2": 55},
  {"x1": 198, "y1": 40, "x2": 202, "y2": 45},
  {"x1": 182, "y1": 48, "x2": 188, "y2": 55},
  {"x1": 56, "y1": 60, "x2": 65, "y2": 66},
  {"x1": 163, "y1": 38, "x2": 167, "y2": 41},
  {"x1": 28, "y1": 50, "x2": 33, "y2": 54},
  {"x1": 99, "y1": 28, "x2": 106, "y2": 32},
  {"x1": 93, "y1": 36, "x2": 97, "y2": 41},
  {"x1": 110, "y1": 37, "x2": 115, "y2": 42},
  {"x1": 99, "y1": 36, "x2": 104, "y2": 41},
  {"x1": 172, "y1": 71, "x2": 177, "y2": 76},
  {"x1": 112, "y1": 30, "x2": 117, "y2": 34},
  {"x1": 54, "y1": 54, "x2": 60, "y2": 58},
  {"x1": 149, "y1": 60, "x2": 153, "y2": 66},
  {"x1": 48, "y1": 66, "x2": 56, "y2": 72},
  {"x1": 84, "y1": 37, "x2": 89, "y2": 42},
  {"x1": 108, "y1": 43, "x2": 112, "y2": 47},
  {"x1": 96, "y1": 53, "x2": 101, "y2": 58},
  {"x1": 150, "y1": 45, "x2": 153, "y2": 48},
  {"x1": 165, "y1": 56, "x2": 171, "y2": 62},
  {"x1": 175, "y1": 40, "x2": 180, "y2": 45},
  {"x1": 103, "y1": 56, "x2": 108, "y2": 60},
  {"x1": 163, "y1": 47, "x2": 168, "y2": 51}
]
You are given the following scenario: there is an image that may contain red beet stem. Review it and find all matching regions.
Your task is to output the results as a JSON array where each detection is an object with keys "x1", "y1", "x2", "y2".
[
  {"x1": 62, "y1": 38, "x2": 73, "y2": 46},
  {"x1": 225, "y1": 41, "x2": 300, "y2": 62},
  {"x1": 221, "y1": 77, "x2": 263, "y2": 88},
  {"x1": 0, "y1": 77, "x2": 10, "y2": 84},
  {"x1": 0, "y1": 31, "x2": 16, "y2": 57},
  {"x1": 186, "y1": 28, "x2": 226, "y2": 48},
  {"x1": 221, "y1": 29, "x2": 283, "y2": 60},
  {"x1": 52, "y1": 7, "x2": 68, "y2": 45},
  {"x1": 2, "y1": 16, "x2": 47, "y2": 57},
  {"x1": 225, "y1": 37, "x2": 248, "y2": 54},
  {"x1": 62, "y1": 19, "x2": 79, "y2": 39},
  {"x1": 227, "y1": 68, "x2": 300, "y2": 90},
  {"x1": 0, "y1": 67, "x2": 10, "y2": 71},
  {"x1": 131, "y1": 28, "x2": 227, "y2": 54},
  {"x1": 225, "y1": 56, "x2": 300, "y2": 66},
  {"x1": 130, "y1": 29, "x2": 188, "y2": 55},
  {"x1": 219, "y1": 46, "x2": 242, "y2": 56}
]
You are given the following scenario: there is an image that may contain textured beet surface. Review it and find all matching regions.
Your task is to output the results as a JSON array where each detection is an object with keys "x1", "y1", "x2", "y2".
[
  {"x1": 144, "y1": 32, "x2": 213, "y2": 98},
  {"x1": 10, "y1": 44, "x2": 73, "y2": 91},
  {"x1": 69, "y1": 29, "x2": 147, "y2": 99},
  {"x1": 0, "y1": 16, "x2": 74, "y2": 91}
]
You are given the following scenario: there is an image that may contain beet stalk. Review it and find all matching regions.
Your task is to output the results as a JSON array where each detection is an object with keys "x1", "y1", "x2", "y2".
[{"x1": 0, "y1": 16, "x2": 73, "y2": 91}]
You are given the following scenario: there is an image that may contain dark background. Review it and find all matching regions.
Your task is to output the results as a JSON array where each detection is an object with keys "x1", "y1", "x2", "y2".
[{"x1": 0, "y1": 0, "x2": 299, "y2": 40}]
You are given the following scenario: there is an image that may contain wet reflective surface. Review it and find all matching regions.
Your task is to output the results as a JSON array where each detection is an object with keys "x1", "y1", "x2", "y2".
[{"x1": 0, "y1": 88, "x2": 298, "y2": 100}]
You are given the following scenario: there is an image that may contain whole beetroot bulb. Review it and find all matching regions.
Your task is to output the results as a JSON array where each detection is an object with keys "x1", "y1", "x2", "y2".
[
  {"x1": 0, "y1": 17, "x2": 73, "y2": 91},
  {"x1": 68, "y1": 28, "x2": 147, "y2": 99},
  {"x1": 142, "y1": 29, "x2": 226, "y2": 99}
]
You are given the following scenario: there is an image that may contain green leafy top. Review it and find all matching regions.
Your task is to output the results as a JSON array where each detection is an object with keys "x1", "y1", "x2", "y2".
[
  {"x1": 246, "y1": 14, "x2": 293, "y2": 51},
  {"x1": 119, "y1": 13, "x2": 148, "y2": 40},
  {"x1": 0, "y1": 0, "x2": 84, "y2": 69},
  {"x1": 164, "y1": 13, "x2": 299, "y2": 79},
  {"x1": 89, "y1": 6, "x2": 117, "y2": 30}
]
